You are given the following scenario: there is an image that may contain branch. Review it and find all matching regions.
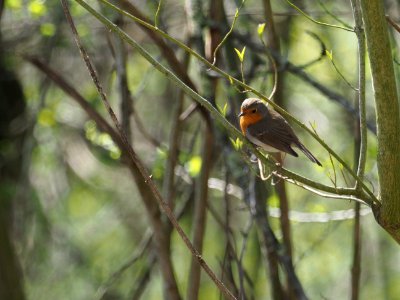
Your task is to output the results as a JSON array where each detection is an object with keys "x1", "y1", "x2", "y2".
[
  {"x1": 113, "y1": 23, "x2": 133, "y2": 144},
  {"x1": 233, "y1": 31, "x2": 377, "y2": 133},
  {"x1": 351, "y1": 0, "x2": 367, "y2": 188},
  {"x1": 386, "y1": 15, "x2": 400, "y2": 34},
  {"x1": 93, "y1": 0, "x2": 379, "y2": 204},
  {"x1": 27, "y1": 55, "x2": 180, "y2": 298},
  {"x1": 285, "y1": 0, "x2": 354, "y2": 32},
  {"x1": 60, "y1": 1, "x2": 236, "y2": 298},
  {"x1": 249, "y1": 177, "x2": 308, "y2": 300},
  {"x1": 78, "y1": 0, "x2": 380, "y2": 207},
  {"x1": 361, "y1": 0, "x2": 400, "y2": 240},
  {"x1": 350, "y1": 0, "x2": 365, "y2": 295}
]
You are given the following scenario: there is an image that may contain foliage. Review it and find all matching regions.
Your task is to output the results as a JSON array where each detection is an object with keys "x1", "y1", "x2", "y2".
[{"x1": 1, "y1": 0, "x2": 400, "y2": 299}]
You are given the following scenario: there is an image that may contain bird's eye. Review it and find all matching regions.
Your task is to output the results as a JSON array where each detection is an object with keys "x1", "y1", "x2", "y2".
[{"x1": 252, "y1": 109, "x2": 257, "y2": 113}]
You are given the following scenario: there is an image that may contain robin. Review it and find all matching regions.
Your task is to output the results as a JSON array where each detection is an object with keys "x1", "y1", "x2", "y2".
[{"x1": 238, "y1": 98, "x2": 322, "y2": 166}]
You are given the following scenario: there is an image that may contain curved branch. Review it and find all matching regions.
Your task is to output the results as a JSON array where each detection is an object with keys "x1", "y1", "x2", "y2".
[
  {"x1": 77, "y1": 0, "x2": 379, "y2": 207},
  {"x1": 95, "y1": 0, "x2": 379, "y2": 204},
  {"x1": 60, "y1": 1, "x2": 236, "y2": 299}
]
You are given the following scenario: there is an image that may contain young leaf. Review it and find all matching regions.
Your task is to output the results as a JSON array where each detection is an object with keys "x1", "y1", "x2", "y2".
[
  {"x1": 186, "y1": 155, "x2": 202, "y2": 177},
  {"x1": 229, "y1": 137, "x2": 243, "y2": 150},
  {"x1": 222, "y1": 102, "x2": 228, "y2": 117},
  {"x1": 325, "y1": 49, "x2": 333, "y2": 60},
  {"x1": 234, "y1": 46, "x2": 246, "y2": 62},
  {"x1": 257, "y1": 23, "x2": 266, "y2": 40}
]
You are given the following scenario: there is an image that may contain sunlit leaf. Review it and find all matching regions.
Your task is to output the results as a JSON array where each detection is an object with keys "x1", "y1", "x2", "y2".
[
  {"x1": 28, "y1": 0, "x2": 47, "y2": 17},
  {"x1": 187, "y1": 155, "x2": 202, "y2": 177},
  {"x1": 217, "y1": 102, "x2": 228, "y2": 117},
  {"x1": 268, "y1": 194, "x2": 279, "y2": 208},
  {"x1": 234, "y1": 46, "x2": 246, "y2": 63},
  {"x1": 230, "y1": 137, "x2": 243, "y2": 150},
  {"x1": 257, "y1": 23, "x2": 266, "y2": 40},
  {"x1": 6, "y1": 0, "x2": 22, "y2": 9},
  {"x1": 40, "y1": 23, "x2": 56, "y2": 37},
  {"x1": 325, "y1": 49, "x2": 333, "y2": 60},
  {"x1": 109, "y1": 148, "x2": 121, "y2": 160},
  {"x1": 38, "y1": 108, "x2": 55, "y2": 127},
  {"x1": 222, "y1": 102, "x2": 228, "y2": 117}
]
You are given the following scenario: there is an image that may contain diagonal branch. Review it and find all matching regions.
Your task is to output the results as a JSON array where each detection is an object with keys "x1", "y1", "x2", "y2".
[
  {"x1": 92, "y1": 0, "x2": 379, "y2": 204},
  {"x1": 60, "y1": 1, "x2": 236, "y2": 298}
]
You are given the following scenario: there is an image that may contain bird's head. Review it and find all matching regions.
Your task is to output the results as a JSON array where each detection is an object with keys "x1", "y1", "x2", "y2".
[{"x1": 238, "y1": 98, "x2": 268, "y2": 134}]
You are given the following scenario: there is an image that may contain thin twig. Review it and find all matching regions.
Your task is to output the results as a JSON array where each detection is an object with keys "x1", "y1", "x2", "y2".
[
  {"x1": 78, "y1": 0, "x2": 379, "y2": 209},
  {"x1": 386, "y1": 15, "x2": 400, "y2": 34},
  {"x1": 96, "y1": 229, "x2": 153, "y2": 299},
  {"x1": 238, "y1": 220, "x2": 253, "y2": 300},
  {"x1": 60, "y1": 1, "x2": 236, "y2": 299},
  {"x1": 353, "y1": 0, "x2": 367, "y2": 187},
  {"x1": 154, "y1": 0, "x2": 162, "y2": 28},
  {"x1": 250, "y1": 176, "x2": 284, "y2": 300},
  {"x1": 285, "y1": 0, "x2": 354, "y2": 32},
  {"x1": 317, "y1": 0, "x2": 353, "y2": 29},
  {"x1": 327, "y1": 50, "x2": 358, "y2": 91},
  {"x1": 350, "y1": 0, "x2": 365, "y2": 298},
  {"x1": 212, "y1": 0, "x2": 246, "y2": 65},
  {"x1": 95, "y1": 0, "x2": 379, "y2": 204},
  {"x1": 113, "y1": 25, "x2": 133, "y2": 144}
]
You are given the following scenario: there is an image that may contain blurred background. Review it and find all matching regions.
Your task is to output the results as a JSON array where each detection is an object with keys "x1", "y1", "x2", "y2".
[{"x1": 1, "y1": 0, "x2": 400, "y2": 299}]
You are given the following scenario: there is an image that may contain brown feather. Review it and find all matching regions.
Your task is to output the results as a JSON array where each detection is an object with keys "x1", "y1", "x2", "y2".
[{"x1": 239, "y1": 98, "x2": 322, "y2": 166}]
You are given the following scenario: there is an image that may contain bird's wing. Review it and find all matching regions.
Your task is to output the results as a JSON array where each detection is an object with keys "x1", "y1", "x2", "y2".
[{"x1": 247, "y1": 111, "x2": 299, "y2": 156}]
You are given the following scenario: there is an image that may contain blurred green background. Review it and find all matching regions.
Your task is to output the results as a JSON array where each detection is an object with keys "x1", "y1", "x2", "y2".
[{"x1": 1, "y1": 0, "x2": 400, "y2": 299}]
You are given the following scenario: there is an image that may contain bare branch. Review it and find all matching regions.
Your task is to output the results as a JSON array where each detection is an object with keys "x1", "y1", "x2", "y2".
[{"x1": 60, "y1": 1, "x2": 236, "y2": 298}]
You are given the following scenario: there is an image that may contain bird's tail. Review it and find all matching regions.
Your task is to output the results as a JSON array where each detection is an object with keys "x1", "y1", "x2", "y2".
[{"x1": 297, "y1": 142, "x2": 322, "y2": 166}]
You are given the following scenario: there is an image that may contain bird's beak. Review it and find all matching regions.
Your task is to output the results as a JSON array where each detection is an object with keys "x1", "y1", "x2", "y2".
[{"x1": 238, "y1": 111, "x2": 244, "y2": 118}]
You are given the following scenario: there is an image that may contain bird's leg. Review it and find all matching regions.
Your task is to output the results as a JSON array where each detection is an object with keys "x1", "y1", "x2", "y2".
[
  {"x1": 271, "y1": 153, "x2": 284, "y2": 185},
  {"x1": 281, "y1": 152, "x2": 287, "y2": 165}
]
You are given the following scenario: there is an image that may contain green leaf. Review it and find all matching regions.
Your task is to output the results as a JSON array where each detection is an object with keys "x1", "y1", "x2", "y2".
[
  {"x1": 268, "y1": 194, "x2": 279, "y2": 208},
  {"x1": 40, "y1": 23, "x2": 56, "y2": 37},
  {"x1": 187, "y1": 155, "x2": 202, "y2": 177},
  {"x1": 228, "y1": 76, "x2": 234, "y2": 85},
  {"x1": 28, "y1": 0, "x2": 47, "y2": 17},
  {"x1": 38, "y1": 108, "x2": 55, "y2": 127},
  {"x1": 325, "y1": 49, "x2": 333, "y2": 60},
  {"x1": 230, "y1": 137, "x2": 243, "y2": 150},
  {"x1": 221, "y1": 102, "x2": 228, "y2": 117},
  {"x1": 234, "y1": 46, "x2": 246, "y2": 62},
  {"x1": 257, "y1": 23, "x2": 266, "y2": 40},
  {"x1": 6, "y1": 0, "x2": 22, "y2": 9}
]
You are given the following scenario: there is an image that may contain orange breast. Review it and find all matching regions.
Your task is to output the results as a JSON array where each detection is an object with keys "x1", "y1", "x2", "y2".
[{"x1": 239, "y1": 113, "x2": 263, "y2": 135}]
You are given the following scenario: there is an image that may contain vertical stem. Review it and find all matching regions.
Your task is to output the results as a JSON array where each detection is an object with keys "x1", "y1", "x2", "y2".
[
  {"x1": 250, "y1": 176, "x2": 284, "y2": 300},
  {"x1": 350, "y1": 0, "x2": 365, "y2": 298},
  {"x1": 350, "y1": 0, "x2": 366, "y2": 187},
  {"x1": 262, "y1": 0, "x2": 292, "y2": 259},
  {"x1": 187, "y1": 0, "x2": 219, "y2": 298},
  {"x1": 351, "y1": 202, "x2": 361, "y2": 300},
  {"x1": 360, "y1": 0, "x2": 400, "y2": 240},
  {"x1": 114, "y1": 21, "x2": 133, "y2": 144},
  {"x1": 187, "y1": 124, "x2": 214, "y2": 300}
]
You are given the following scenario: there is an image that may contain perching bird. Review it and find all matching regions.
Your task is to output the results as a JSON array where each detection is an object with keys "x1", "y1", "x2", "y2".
[{"x1": 238, "y1": 98, "x2": 322, "y2": 166}]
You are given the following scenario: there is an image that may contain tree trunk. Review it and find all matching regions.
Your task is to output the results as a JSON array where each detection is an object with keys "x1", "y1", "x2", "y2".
[{"x1": 360, "y1": 0, "x2": 400, "y2": 242}]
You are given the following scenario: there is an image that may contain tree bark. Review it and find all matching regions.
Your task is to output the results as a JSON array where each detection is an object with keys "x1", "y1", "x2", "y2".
[{"x1": 360, "y1": 0, "x2": 400, "y2": 242}]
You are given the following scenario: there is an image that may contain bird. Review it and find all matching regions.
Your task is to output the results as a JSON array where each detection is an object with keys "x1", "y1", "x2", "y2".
[{"x1": 238, "y1": 98, "x2": 322, "y2": 166}]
